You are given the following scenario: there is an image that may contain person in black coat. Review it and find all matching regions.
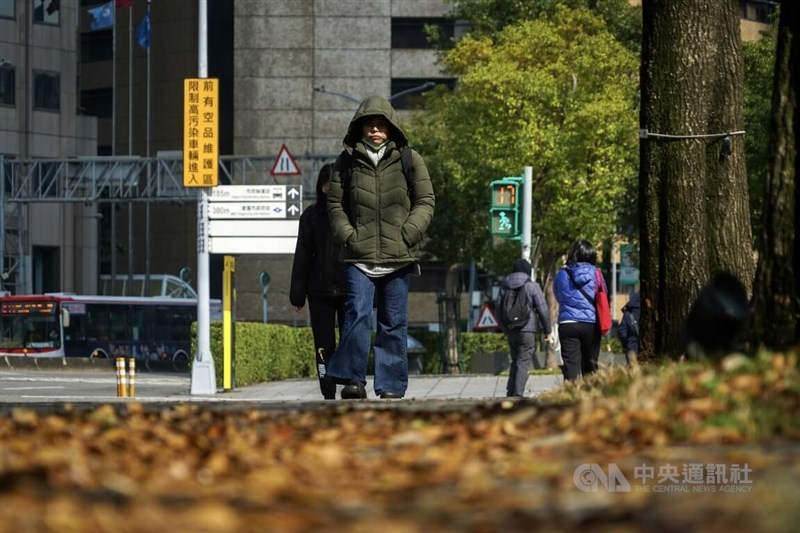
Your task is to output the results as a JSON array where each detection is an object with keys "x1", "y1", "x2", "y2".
[
  {"x1": 617, "y1": 292, "x2": 640, "y2": 367},
  {"x1": 290, "y1": 163, "x2": 348, "y2": 399}
]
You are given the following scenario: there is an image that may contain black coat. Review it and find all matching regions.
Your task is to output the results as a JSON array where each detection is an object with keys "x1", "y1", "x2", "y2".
[
  {"x1": 617, "y1": 292, "x2": 640, "y2": 353},
  {"x1": 289, "y1": 202, "x2": 348, "y2": 306}
]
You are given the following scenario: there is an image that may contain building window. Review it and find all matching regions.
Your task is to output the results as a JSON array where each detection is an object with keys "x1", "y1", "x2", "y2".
[
  {"x1": 33, "y1": 0, "x2": 60, "y2": 24},
  {"x1": 34, "y1": 70, "x2": 60, "y2": 111},
  {"x1": 80, "y1": 87, "x2": 112, "y2": 118},
  {"x1": 0, "y1": 62, "x2": 14, "y2": 106},
  {"x1": 390, "y1": 78, "x2": 455, "y2": 110},
  {"x1": 0, "y1": 0, "x2": 15, "y2": 19},
  {"x1": 391, "y1": 17, "x2": 454, "y2": 49},
  {"x1": 81, "y1": 30, "x2": 113, "y2": 63},
  {"x1": 739, "y1": 1, "x2": 777, "y2": 23}
]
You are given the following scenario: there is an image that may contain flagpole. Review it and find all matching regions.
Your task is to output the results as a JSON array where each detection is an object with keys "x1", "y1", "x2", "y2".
[
  {"x1": 145, "y1": 0, "x2": 152, "y2": 289},
  {"x1": 111, "y1": 0, "x2": 117, "y2": 293},
  {"x1": 127, "y1": 2, "x2": 134, "y2": 295}
]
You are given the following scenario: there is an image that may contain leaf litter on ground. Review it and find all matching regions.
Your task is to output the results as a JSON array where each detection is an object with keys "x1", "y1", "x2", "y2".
[{"x1": 1, "y1": 350, "x2": 798, "y2": 532}]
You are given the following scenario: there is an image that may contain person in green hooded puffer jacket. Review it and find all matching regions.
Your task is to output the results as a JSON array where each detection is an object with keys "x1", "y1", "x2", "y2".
[{"x1": 326, "y1": 95, "x2": 435, "y2": 400}]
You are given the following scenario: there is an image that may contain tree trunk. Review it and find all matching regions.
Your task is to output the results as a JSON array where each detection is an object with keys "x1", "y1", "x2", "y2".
[
  {"x1": 749, "y1": 1, "x2": 799, "y2": 350},
  {"x1": 639, "y1": 0, "x2": 755, "y2": 360},
  {"x1": 443, "y1": 263, "x2": 462, "y2": 373}
]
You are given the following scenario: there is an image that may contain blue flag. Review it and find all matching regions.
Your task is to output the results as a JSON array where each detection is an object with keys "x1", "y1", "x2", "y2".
[
  {"x1": 136, "y1": 12, "x2": 150, "y2": 50},
  {"x1": 88, "y1": 1, "x2": 113, "y2": 31}
]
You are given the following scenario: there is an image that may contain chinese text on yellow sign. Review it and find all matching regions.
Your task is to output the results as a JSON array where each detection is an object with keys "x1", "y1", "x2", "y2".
[{"x1": 183, "y1": 78, "x2": 219, "y2": 187}]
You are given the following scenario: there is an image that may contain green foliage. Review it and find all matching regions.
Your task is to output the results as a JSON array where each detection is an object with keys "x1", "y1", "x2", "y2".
[
  {"x1": 409, "y1": 7, "x2": 639, "y2": 274},
  {"x1": 460, "y1": 332, "x2": 509, "y2": 371},
  {"x1": 441, "y1": 0, "x2": 641, "y2": 54},
  {"x1": 742, "y1": 20, "x2": 778, "y2": 247},
  {"x1": 193, "y1": 322, "x2": 316, "y2": 388}
]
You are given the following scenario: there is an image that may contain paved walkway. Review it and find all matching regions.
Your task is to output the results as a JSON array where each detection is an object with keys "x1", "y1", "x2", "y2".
[{"x1": 218, "y1": 373, "x2": 564, "y2": 402}]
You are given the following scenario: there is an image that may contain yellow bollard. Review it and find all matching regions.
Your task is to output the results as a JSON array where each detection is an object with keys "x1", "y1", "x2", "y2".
[
  {"x1": 127, "y1": 358, "x2": 136, "y2": 397},
  {"x1": 116, "y1": 357, "x2": 128, "y2": 397}
]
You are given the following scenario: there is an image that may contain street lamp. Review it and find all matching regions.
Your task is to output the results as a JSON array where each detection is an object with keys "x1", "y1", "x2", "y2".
[{"x1": 313, "y1": 81, "x2": 436, "y2": 105}]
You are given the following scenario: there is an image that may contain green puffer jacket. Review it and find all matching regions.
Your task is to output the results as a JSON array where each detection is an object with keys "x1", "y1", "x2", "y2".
[{"x1": 328, "y1": 96, "x2": 435, "y2": 265}]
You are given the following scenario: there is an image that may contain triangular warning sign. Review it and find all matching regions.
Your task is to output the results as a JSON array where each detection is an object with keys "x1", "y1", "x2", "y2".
[
  {"x1": 474, "y1": 304, "x2": 500, "y2": 330},
  {"x1": 270, "y1": 144, "x2": 301, "y2": 176}
]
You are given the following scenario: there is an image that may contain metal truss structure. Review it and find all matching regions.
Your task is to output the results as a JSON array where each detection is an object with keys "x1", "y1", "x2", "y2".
[{"x1": 0, "y1": 153, "x2": 334, "y2": 294}]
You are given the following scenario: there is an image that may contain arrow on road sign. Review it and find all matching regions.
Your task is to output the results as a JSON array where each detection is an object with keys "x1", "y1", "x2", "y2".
[{"x1": 287, "y1": 187, "x2": 301, "y2": 199}]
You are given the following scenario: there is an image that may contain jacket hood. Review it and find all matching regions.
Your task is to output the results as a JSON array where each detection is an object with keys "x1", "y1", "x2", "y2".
[
  {"x1": 565, "y1": 261, "x2": 595, "y2": 288},
  {"x1": 512, "y1": 258, "x2": 532, "y2": 277},
  {"x1": 504, "y1": 271, "x2": 530, "y2": 290},
  {"x1": 343, "y1": 95, "x2": 409, "y2": 148},
  {"x1": 623, "y1": 292, "x2": 640, "y2": 310}
]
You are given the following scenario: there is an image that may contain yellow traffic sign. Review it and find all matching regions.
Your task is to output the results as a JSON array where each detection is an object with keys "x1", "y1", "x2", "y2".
[{"x1": 183, "y1": 78, "x2": 219, "y2": 187}]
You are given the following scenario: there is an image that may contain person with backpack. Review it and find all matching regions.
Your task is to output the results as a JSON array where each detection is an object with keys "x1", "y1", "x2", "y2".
[
  {"x1": 553, "y1": 239, "x2": 607, "y2": 381},
  {"x1": 617, "y1": 292, "x2": 640, "y2": 367},
  {"x1": 325, "y1": 95, "x2": 435, "y2": 400},
  {"x1": 289, "y1": 163, "x2": 347, "y2": 400},
  {"x1": 496, "y1": 258, "x2": 552, "y2": 397}
]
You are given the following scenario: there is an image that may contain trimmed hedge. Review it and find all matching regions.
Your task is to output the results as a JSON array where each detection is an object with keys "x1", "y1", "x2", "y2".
[{"x1": 193, "y1": 322, "x2": 594, "y2": 388}]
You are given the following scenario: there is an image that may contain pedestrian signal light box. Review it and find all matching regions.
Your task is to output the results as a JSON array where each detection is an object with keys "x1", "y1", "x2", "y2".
[{"x1": 490, "y1": 177, "x2": 522, "y2": 238}]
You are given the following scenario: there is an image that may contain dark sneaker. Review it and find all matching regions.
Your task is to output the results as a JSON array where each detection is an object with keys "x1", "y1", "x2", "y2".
[
  {"x1": 341, "y1": 380, "x2": 367, "y2": 400},
  {"x1": 379, "y1": 391, "x2": 403, "y2": 399}
]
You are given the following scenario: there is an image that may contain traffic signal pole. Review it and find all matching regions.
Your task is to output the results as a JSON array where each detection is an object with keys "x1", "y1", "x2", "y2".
[{"x1": 521, "y1": 166, "x2": 532, "y2": 263}]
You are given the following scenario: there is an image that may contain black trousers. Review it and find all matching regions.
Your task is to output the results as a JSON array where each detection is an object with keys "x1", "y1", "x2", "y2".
[
  {"x1": 558, "y1": 322, "x2": 601, "y2": 381},
  {"x1": 308, "y1": 295, "x2": 347, "y2": 399}
]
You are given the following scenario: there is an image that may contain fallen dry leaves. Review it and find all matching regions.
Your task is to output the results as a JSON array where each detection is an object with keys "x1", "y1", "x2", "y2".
[{"x1": 1, "y1": 352, "x2": 798, "y2": 532}]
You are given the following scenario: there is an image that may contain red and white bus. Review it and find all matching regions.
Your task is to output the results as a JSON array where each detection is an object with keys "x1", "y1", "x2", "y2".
[{"x1": 0, "y1": 294, "x2": 221, "y2": 362}]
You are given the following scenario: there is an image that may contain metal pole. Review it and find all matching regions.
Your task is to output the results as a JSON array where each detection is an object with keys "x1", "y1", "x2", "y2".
[
  {"x1": 191, "y1": 0, "x2": 216, "y2": 394},
  {"x1": 611, "y1": 238, "x2": 618, "y2": 320},
  {"x1": 112, "y1": 2, "x2": 116, "y2": 157},
  {"x1": 144, "y1": 0, "x2": 152, "y2": 289},
  {"x1": 521, "y1": 166, "x2": 532, "y2": 261}
]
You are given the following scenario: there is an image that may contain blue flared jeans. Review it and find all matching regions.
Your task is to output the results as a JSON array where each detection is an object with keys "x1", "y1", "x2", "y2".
[{"x1": 326, "y1": 264, "x2": 410, "y2": 397}]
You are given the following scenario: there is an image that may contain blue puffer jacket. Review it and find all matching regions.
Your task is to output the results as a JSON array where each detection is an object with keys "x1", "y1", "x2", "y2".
[{"x1": 554, "y1": 262, "x2": 597, "y2": 324}]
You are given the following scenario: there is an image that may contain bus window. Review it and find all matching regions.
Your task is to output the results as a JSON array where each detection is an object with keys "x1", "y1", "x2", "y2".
[
  {"x1": 108, "y1": 305, "x2": 129, "y2": 341},
  {"x1": 154, "y1": 306, "x2": 193, "y2": 341},
  {"x1": 86, "y1": 305, "x2": 109, "y2": 340},
  {"x1": 64, "y1": 313, "x2": 87, "y2": 341}
]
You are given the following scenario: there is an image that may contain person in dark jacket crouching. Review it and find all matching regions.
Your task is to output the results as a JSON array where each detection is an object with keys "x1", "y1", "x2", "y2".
[
  {"x1": 326, "y1": 96, "x2": 435, "y2": 400},
  {"x1": 496, "y1": 258, "x2": 552, "y2": 397},
  {"x1": 289, "y1": 163, "x2": 348, "y2": 399}
]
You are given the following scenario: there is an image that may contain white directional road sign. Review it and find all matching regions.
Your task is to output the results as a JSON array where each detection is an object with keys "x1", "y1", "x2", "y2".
[
  {"x1": 209, "y1": 185, "x2": 287, "y2": 201},
  {"x1": 208, "y1": 237, "x2": 298, "y2": 254},
  {"x1": 208, "y1": 202, "x2": 290, "y2": 219},
  {"x1": 207, "y1": 184, "x2": 302, "y2": 254},
  {"x1": 208, "y1": 220, "x2": 299, "y2": 237}
]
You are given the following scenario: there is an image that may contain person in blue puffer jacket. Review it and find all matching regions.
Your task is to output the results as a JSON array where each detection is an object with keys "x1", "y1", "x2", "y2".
[{"x1": 553, "y1": 240, "x2": 602, "y2": 381}]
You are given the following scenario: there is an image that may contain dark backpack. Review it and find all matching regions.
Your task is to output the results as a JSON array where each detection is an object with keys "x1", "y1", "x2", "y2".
[
  {"x1": 499, "y1": 282, "x2": 531, "y2": 330},
  {"x1": 336, "y1": 145, "x2": 415, "y2": 198}
]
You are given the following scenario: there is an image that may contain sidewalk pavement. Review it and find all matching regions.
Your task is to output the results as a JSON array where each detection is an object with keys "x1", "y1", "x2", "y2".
[{"x1": 216, "y1": 373, "x2": 565, "y2": 402}]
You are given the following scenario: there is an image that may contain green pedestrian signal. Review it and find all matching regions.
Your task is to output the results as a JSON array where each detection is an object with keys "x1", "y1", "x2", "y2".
[{"x1": 490, "y1": 177, "x2": 522, "y2": 238}]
